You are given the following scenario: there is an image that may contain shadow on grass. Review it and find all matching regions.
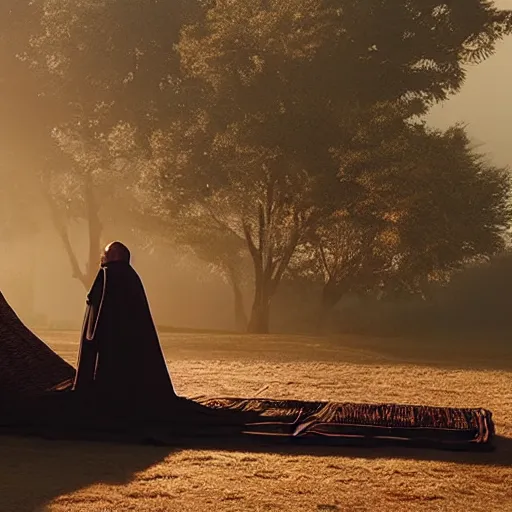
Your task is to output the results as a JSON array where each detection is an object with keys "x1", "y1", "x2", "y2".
[
  {"x1": 1, "y1": 432, "x2": 510, "y2": 511},
  {"x1": 0, "y1": 435, "x2": 174, "y2": 512},
  {"x1": 172, "y1": 432, "x2": 512, "y2": 467}
]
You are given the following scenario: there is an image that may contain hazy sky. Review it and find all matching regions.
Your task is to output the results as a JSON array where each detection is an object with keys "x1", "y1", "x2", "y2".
[{"x1": 428, "y1": 0, "x2": 512, "y2": 167}]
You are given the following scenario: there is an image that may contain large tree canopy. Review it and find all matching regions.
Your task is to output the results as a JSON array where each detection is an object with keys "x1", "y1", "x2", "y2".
[
  {"x1": 1, "y1": 0, "x2": 205, "y2": 288},
  {"x1": 1, "y1": 0, "x2": 511, "y2": 331},
  {"x1": 145, "y1": 0, "x2": 512, "y2": 332},
  {"x1": 310, "y1": 122, "x2": 512, "y2": 318}
]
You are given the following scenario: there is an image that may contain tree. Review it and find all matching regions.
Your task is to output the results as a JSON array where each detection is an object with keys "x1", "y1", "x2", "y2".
[
  {"x1": 38, "y1": 124, "x2": 143, "y2": 288},
  {"x1": 378, "y1": 125, "x2": 512, "y2": 296},
  {"x1": 149, "y1": 110, "x2": 338, "y2": 333},
  {"x1": 31, "y1": 0, "x2": 203, "y2": 138},
  {"x1": 312, "y1": 123, "x2": 512, "y2": 315},
  {"x1": 5, "y1": 0, "x2": 204, "y2": 289},
  {"x1": 174, "y1": 215, "x2": 251, "y2": 331},
  {"x1": 148, "y1": 0, "x2": 512, "y2": 333},
  {"x1": 4, "y1": 0, "x2": 511, "y2": 328},
  {"x1": 290, "y1": 213, "x2": 383, "y2": 329}
]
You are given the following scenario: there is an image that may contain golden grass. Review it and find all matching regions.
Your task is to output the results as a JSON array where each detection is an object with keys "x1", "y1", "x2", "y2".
[{"x1": 1, "y1": 332, "x2": 511, "y2": 512}]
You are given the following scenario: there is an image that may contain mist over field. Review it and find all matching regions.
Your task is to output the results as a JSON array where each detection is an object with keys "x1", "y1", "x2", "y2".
[
  {"x1": 0, "y1": 228, "x2": 236, "y2": 331},
  {"x1": 0, "y1": 0, "x2": 512, "y2": 338}
]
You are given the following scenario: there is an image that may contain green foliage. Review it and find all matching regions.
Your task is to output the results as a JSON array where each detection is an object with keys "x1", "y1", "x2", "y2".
[
  {"x1": 1, "y1": 0, "x2": 511, "y2": 331},
  {"x1": 150, "y1": 0, "x2": 512, "y2": 331},
  {"x1": 308, "y1": 121, "x2": 512, "y2": 311},
  {"x1": 179, "y1": 0, "x2": 512, "y2": 113},
  {"x1": 31, "y1": 0, "x2": 202, "y2": 137},
  {"x1": 3, "y1": 0, "x2": 203, "y2": 286}
]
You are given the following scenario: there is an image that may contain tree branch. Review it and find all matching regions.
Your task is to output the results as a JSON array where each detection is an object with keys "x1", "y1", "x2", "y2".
[
  {"x1": 242, "y1": 217, "x2": 260, "y2": 267},
  {"x1": 318, "y1": 243, "x2": 333, "y2": 282},
  {"x1": 205, "y1": 203, "x2": 245, "y2": 242},
  {"x1": 40, "y1": 183, "x2": 88, "y2": 288},
  {"x1": 270, "y1": 225, "x2": 301, "y2": 295}
]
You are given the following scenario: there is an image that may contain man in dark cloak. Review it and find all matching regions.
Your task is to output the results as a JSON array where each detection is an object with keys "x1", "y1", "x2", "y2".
[{"x1": 73, "y1": 241, "x2": 176, "y2": 414}]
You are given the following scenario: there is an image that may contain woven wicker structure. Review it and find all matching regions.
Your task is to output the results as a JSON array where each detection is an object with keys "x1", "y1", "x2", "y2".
[
  {"x1": 200, "y1": 398, "x2": 495, "y2": 448},
  {"x1": 0, "y1": 291, "x2": 75, "y2": 399}
]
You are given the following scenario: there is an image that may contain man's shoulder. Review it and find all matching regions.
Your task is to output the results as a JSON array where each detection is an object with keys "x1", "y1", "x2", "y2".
[{"x1": 104, "y1": 262, "x2": 143, "y2": 287}]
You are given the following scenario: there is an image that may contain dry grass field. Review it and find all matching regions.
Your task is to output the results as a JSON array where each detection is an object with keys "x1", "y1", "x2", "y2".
[{"x1": 1, "y1": 331, "x2": 511, "y2": 512}]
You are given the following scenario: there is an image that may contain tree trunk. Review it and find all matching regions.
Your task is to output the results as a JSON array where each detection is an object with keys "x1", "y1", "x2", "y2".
[
  {"x1": 226, "y1": 265, "x2": 248, "y2": 331},
  {"x1": 247, "y1": 298, "x2": 271, "y2": 334},
  {"x1": 233, "y1": 283, "x2": 248, "y2": 332},
  {"x1": 247, "y1": 273, "x2": 271, "y2": 334},
  {"x1": 242, "y1": 201, "x2": 301, "y2": 334},
  {"x1": 43, "y1": 171, "x2": 102, "y2": 290},
  {"x1": 317, "y1": 280, "x2": 346, "y2": 333}
]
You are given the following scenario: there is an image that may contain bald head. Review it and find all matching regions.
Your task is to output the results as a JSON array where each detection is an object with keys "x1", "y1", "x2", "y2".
[{"x1": 101, "y1": 241, "x2": 131, "y2": 266}]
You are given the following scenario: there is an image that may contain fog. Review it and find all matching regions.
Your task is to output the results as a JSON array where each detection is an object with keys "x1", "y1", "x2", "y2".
[
  {"x1": 0, "y1": 169, "x2": 238, "y2": 330},
  {"x1": 1, "y1": 1, "x2": 511, "y2": 336},
  {"x1": 429, "y1": 0, "x2": 512, "y2": 167},
  {"x1": 0, "y1": 224, "x2": 237, "y2": 331}
]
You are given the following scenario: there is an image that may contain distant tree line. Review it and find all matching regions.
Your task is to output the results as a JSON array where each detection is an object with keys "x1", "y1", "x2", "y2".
[{"x1": 1, "y1": 0, "x2": 511, "y2": 333}]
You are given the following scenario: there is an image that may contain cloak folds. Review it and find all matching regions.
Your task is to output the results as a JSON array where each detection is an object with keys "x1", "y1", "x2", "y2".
[{"x1": 73, "y1": 261, "x2": 176, "y2": 410}]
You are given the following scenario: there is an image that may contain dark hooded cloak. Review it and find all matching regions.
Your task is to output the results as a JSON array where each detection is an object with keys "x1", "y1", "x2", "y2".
[{"x1": 73, "y1": 261, "x2": 176, "y2": 411}]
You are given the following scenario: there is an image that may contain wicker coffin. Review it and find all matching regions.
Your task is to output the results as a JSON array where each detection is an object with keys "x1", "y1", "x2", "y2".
[{"x1": 200, "y1": 398, "x2": 495, "y2": 448}]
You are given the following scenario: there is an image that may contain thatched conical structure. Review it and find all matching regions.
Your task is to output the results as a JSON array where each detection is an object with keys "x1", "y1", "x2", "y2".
[{"x1": 0, "y1": 291, "x2": 75, "y2": 399}]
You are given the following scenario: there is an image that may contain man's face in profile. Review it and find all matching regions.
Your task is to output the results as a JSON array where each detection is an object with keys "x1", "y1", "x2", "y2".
[{"x1": 100, "y1": 243, "x2": 113, "y2": 266}]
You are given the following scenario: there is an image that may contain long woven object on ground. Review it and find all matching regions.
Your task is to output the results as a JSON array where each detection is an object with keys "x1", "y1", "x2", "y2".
[
  {"x1": 200, "y1": 398, "x2": 495, "y2": 447},
  {"x1": 0, "y1": 392, "x2": 495, "y2": 450},
  {"x1": 0, "y1": 292, "x2": 75, "y2": 399},
  {"x1": 0, "y1": 304, "x2": 496, "y2": 450}
]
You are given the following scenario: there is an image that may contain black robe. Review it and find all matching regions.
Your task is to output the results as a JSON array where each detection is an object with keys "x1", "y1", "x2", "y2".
[{"x1": 73, "y1": 261, "x2": 176, "y2": 412}]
